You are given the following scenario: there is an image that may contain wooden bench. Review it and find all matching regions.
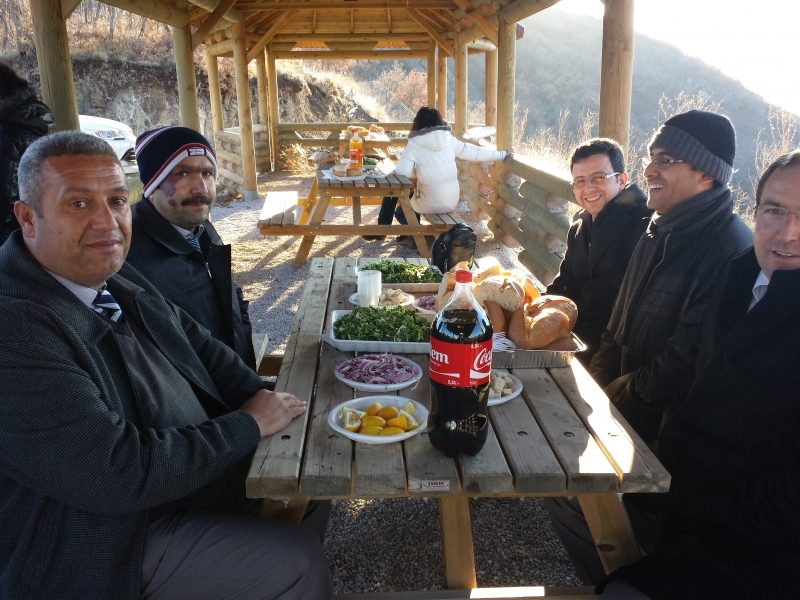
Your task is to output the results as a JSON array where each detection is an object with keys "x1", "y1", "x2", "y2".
[
  {"x1": 258, "y1": 191, "x2": 298, "y2": 228},
  {"x1": 333, "y1": 587, "x2": 597, "y2": 599}
]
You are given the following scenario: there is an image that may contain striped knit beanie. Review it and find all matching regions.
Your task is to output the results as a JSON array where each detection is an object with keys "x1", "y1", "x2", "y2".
[
  {"x1": 135, "y1": 126, "x2": 217, "y2": 198},
  {"x1": 648, "y1": 110, "x2": 735, "y2": 185}
]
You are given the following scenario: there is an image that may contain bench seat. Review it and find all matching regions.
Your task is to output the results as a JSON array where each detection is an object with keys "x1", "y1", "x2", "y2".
[{"x1": 257, "y1": 191, "x2": 298, "y2": 229}]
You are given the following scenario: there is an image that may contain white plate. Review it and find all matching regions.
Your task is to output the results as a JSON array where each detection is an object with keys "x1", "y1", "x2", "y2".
[
  {"x1": 412, "y1": 295, "x2": 437, "y2": 314},
  {"x1": 334, "y1": 355, "x2": 423, "y2": 392},
  {"x1": 324, "y1": 310, "x2": 433, "y2": 353},
  {"x1": 487, "y1": 372, "x2": 523, "y2": 406},
  {"x1": 348, "y1": 291, "x2": 414, "y2": 308},
  {"x1": 328, "y1": 396, "x2": 428, "y2": 444}
]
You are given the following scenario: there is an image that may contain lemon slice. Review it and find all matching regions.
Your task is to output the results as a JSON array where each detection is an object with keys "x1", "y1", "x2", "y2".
[
  {"x1": 380, "y1": 426, "x2": 405, "y2": 436},
  {"x1": 361, "y1": 415, "x2": 387, "y2": 428},
  {"x1": 342, "y1": 408, "x2": 363, "y2": 432},
  {"x1": 398, "y1": 409, "x2": 419, "y2": 430},
  {"x1": 387, "y1": 415, "x2": 408, "y2": 431},
  {"x1": 360, "y1": 425, "x2": 384, "y2": 436},
  {"x1": 377, "y1": 406, "x2": 399, "y2": 421},
  {"x1": 401, "y1": 401, "x2": 415, "y2": 416},
  {"x1": 366, "y1": 402, "x2": 383, "y2": 417}
]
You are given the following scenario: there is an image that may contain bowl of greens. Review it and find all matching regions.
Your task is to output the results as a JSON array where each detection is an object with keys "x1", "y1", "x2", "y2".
[
  {"x1": 325, "y1": 306, "x2": 433, "y2": 353},
  {"x1": 356, "y1": 260, "x2": 442, "y2": 292}
]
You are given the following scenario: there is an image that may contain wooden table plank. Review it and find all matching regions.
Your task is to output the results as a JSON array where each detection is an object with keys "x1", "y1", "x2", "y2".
[
  {"x1": 299, "y1": 258, "x2": 357, "y2": 497},
  {"x1": 354, "y1": 388, "x2": 407, "y2": 496},
  {"x1": 401, "y1": 356, "x2": 460, "y2": 495},
  {"x1": 488, "y1": 396, "x2": 566, "y2": 493},
  {"x1": 458, "y1": 423, "x2": 514, "y2": 494},
  {"x1": 514, "y1": 368, "x2": 619, "y2": 494},
  {"x1": 549, "y1": 362, "x2": 670, "y2": 493},
  {"x1": 247, "y1": 257, "x2": 334, "y2": 498}
]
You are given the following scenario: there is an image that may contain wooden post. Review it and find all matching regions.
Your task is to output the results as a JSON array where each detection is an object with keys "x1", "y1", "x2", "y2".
[
  {"x1": 29, "y1": 0, "x2": 79, "y2": 132},
  {"x1": 496, "y1": 18, "x2": 516, "y2": 149},
  {"x1": 437, "y1": 46, "x2": 448, "y2": 118},
  {"x1": 454, "y1": 40, "x2": 468, "y2": 136},
  {"x1": 232, "y1": 22, "x2": 258, "y2": 200},
  {"x1": 255, "y1": 49, "x2": 269, "y2": 125},
  {"x1": 207, "y1": 53, "x2": 224, "y2": 134},
  {"x1": 485, "y1": 49, "x2": 497, "y2": 128},
  {"x1": 427, "y1": 43, "x2": 436, "y2": 108},
  {"x1": 172, "y1": 22, "x2": 202, "y2": 132},
  {"x1": 267, "y1": 44, "x2": 280, "y2": 170},
  {"x1": 598, "y1": 0, "x2": 635, "y2": 151}
]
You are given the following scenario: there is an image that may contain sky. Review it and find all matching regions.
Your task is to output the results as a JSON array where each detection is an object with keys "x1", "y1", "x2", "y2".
[{"x1": 553, "y1": 0, "x2": 800, "y2": 116}]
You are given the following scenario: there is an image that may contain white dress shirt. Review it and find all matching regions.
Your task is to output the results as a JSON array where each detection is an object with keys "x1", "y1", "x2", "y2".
[
  {"x1": 747, "y1": 270, "x2": 770, "y2": 312},
  {"x1": 46, "y1": 271, "x2": 103, "y2": 309}
]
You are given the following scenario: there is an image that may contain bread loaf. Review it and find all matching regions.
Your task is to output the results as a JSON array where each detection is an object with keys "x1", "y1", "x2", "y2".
[
  {"x1": 484, "y1": 300, "x2": 507, "y2": 334},
  {"x1": 539, "y1": 336, "x2": 581, "y2": 351},
  {"x1": 508, "y1": 306, "x2": 571, "y2": 350},
  {"x1": 332, "y1": 162, "x2": 348, "y2": 175},
  {"x1": 346, "y1": 167, "x2": 362, "y2": 177},
  {"x1": 473, "y1": 276, "x2": 525, "y2": 312},
  {"x1": 526, "y1": 296, "x2": 577, "y2": 329}
]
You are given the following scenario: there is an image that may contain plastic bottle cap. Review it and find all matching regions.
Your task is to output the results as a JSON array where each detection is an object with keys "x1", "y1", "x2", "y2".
[{"x1": 455, "y1": 270, "x2": 472, "y2": 283}]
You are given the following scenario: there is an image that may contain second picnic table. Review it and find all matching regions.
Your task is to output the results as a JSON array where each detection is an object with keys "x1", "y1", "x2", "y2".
[{"x1": 246, "y1": 257, "x2": 671, "y2": 594}]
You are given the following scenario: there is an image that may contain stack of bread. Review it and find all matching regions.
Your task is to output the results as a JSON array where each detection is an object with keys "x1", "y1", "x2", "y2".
[
  {"x1": 346, "y1": 125, "x2": 370, "y2": 138},
  {"x1": 434, "y1": 259, "x2": 580, "y2": 351},
  {"x1": 368, "y1": 124, "x2": 385, "y2": 134},
  {"x1": 331, "y1": 161, "x2": 362, "y2": 177}
]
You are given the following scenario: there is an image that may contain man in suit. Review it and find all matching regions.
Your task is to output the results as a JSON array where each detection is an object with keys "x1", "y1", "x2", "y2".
[
  {"x1": 126, "y1": 126, "x2": 257, "y2": 370},
  {"x1": 598, "y1": 150, "x2": 800, "y2": 599},
  {"x1": 547, "y1": 138, "x2": 651, "y2": 365},
  {"x1": 0, "y1": 131, "x2": 332, "y2": 599}
]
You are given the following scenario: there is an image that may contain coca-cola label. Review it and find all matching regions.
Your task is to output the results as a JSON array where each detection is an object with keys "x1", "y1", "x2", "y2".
[{"x1": 429, "y1": 339, "x2": 492, "y2": 387}]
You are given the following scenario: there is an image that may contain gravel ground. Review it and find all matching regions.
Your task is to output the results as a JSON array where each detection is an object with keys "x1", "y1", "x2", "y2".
[{"x1": 211, "y1": 170, "x2": 582, "y2": 593}]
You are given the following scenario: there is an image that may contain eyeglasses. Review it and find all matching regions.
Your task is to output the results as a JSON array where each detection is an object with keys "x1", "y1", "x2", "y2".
[
  {"x1": 756, "y1": 206, "x2": 800, "y2": 225},
  {"x1": 643, "y1": 157, "x2": 686, "y2": 169},
  {"x1": 572, "y1": 172, "x2": 620, "y2": 190}
]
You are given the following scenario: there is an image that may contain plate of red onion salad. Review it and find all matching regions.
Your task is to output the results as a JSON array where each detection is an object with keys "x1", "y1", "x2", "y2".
[{"x1": 334, "y1": 353, "x2": 423, "y2": 392}]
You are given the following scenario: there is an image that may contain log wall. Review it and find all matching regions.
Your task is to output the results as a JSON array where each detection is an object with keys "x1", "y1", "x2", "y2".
[{"x1": 215, "y1": 125, "x2": 271, "y2": 196}]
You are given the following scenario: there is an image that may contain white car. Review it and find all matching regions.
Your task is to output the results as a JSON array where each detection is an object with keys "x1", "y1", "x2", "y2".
[{"x1": 79, "y1": 115, "x2": 138, "y2": 176}]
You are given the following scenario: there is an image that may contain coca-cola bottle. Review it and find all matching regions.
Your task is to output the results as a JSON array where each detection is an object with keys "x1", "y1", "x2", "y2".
[{"x1": 428, "y1": 270, "x2": 493, "y2": 457}]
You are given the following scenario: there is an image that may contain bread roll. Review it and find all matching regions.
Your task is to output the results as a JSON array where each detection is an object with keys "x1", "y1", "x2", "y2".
[
  {"x1": 369, "y1": 123, "x2": 379, "y2": 132},
  {"x1": 539, "y1": 336, "x2": 580, "y2": 352},
  {"x1": 527, "y1": 295, "x2": 577, "y2": 329},
  {"x1": 332, "y1": 162, "x2": 348, "y2": 175},
  {"x1": 472, "y1": 261, "x2": 503, "y2": 285},
  {"x1": 473, "y1": 276, "x2": 525, "y2": 312},
  {"x1": 484, "y1": 300, "x2": 507, "y2": 334},
  {"x1": 508, "y1": 306, "x2": 571, "y2": 350},
  {"x1": 346, "y1": 167, "x2": 362, "y2": 177}
]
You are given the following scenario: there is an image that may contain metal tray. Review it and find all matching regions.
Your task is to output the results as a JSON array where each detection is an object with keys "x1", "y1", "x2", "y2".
[
  {"x1": 491, "y1": 335, "x2": 586, "y2": 369},
  {"x1": 322, "y1": 310, "x2": 434, "y2": 353}
]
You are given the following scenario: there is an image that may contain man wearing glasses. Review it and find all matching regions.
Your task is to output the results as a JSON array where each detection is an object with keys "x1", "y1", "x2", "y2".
[
  {"x1": 589, "y1": 110, "x2": 752, "y2": 447},
  {"x1": 547, "y1": 138, "x2": 651, "y2": 365},
  {"x1": 596, "y1": 151, "x2": 800, "y2": 599}
]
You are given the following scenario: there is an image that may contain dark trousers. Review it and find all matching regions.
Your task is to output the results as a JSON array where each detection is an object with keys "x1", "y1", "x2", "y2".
[{"x1": 378, "y1": 194, "x2": 419, "y2": 226}]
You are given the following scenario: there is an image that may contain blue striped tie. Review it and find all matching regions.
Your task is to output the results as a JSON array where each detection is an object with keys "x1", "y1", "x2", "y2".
[
  {"x1": 92, "y1": 285, "x2": 124, "y2": 323},
  {"x1": 187, "y1": 232, "x2": 201, "y2": 253}
]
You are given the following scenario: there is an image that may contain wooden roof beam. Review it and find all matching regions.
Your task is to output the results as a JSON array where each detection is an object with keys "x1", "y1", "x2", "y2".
[
  {"x1": 405, "y1": 8, "x2": 454, "y2": 58},
  {"x1": 235, "y1": 0, "x2": 454, "y2": 9},
  {"x1": 272, "y1": 49, "x2": 428, "y2": 59},
  {"x1": 192, "y1": 0, "x2": 239, "y2": 48},
  {"x1": 97, "y1": 0, "x2": 188, "y2": 27},
  {"x1": 499, "y1": 0, "x2": 561, "y2": 24},
  {"x1": 452, "y1": 0, "x2": 497, "y2": 45},
  {"x1": 247, "y1": 10, "x2": 298, "y2": 62},
  {"x1": 188, "y1": 0, "x2": 245, "y2": 22},
  {"x1": 62, "y1": 0, "x2": 83, "y2": 20}
]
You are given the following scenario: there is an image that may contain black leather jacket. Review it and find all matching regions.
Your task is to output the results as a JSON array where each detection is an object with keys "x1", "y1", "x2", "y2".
[
  {"x1": 126, "y1": 199, "x2": 257, "y2": 370},
  {"x1": 0, "y1": 87, "x2": 54, "y2": 243}
]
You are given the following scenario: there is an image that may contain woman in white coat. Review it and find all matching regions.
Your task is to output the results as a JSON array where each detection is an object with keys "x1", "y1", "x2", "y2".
[{"x1": 366, "y1": 107, "x2": 513, "y2": 244}]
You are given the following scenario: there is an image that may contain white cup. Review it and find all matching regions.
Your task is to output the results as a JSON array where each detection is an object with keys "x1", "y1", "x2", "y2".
[{"x1": 357, "y1": 270, "x2": 382, "y2": 307}]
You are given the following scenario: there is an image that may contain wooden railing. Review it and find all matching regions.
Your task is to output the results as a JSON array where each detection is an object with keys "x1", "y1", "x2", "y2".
[{"x1": 456, "y1": 152, "x2": 575, "y2": 285}]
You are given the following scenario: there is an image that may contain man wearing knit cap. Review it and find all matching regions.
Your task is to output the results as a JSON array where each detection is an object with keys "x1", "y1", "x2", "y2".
[
  {"x1": 544, "y1": 111, "x2": 752, "y2": 588},
  {"x1": 126, "y1": 126, "x2": 257, "y2": 370}
]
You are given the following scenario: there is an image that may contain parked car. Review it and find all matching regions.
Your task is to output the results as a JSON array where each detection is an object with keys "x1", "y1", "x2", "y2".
[{"x1": 79, "y1": 115, "x2": 138, "y2": 177}]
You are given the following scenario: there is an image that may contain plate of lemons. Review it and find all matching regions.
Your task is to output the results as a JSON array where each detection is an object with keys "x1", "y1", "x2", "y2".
[{"x1": 328, "y1": 395, "x2": 428, "y2": 444}]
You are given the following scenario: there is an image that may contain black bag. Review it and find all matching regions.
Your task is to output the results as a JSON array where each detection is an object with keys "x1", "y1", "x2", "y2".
[{"x1": 431, "y1": 223, "x2": 476, "y2": 273}]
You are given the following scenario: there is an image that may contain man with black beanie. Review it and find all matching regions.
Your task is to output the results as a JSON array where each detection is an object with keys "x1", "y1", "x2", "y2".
[
  {"x1": 544, "y1": 111, "x2": 752, "y2": 588},
  {"x1": 126, "y1": 126, "x2": 257, "y2": 370}
]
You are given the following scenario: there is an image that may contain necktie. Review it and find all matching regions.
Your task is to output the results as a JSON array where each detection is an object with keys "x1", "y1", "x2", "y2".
[
  {"x1": 92, "y1": 285, "x2": 125, "y2": 323},
  {"x1": 187, "y1": 231, "x2": 202, "y2": 253}
]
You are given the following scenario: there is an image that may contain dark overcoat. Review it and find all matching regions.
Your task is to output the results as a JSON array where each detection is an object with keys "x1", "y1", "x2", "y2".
[
  {"x1": 547, "y1": 184, "x2": 650, "y2": 363},
  {"x1": 126, "y1": 199, "x2": 257, "y2": 370},
  {"x1": 605, "y1": 248, "x2": 800, "y2": 599},
  {"x1": 0, "y1": 233, "x2": 263, "y2": 599}
]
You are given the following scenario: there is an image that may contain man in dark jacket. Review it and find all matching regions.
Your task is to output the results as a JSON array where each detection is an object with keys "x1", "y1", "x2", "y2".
[
  {"x1": 547, "y1": 138, "x2": 651, "y2": 365},
  {"x1": 0, "y1": 61, "x2": 54, "y2": 244},
  {"x1": 589, "y1": 110, "x2": 753, "y2": 446},
  {"x1": 597, "y1": 151, "x2": 800, "y2": 599},
  {"x1": 126, "y1": 126, "x2": 257, "y2": 370},
  {"x1": 0, "y1": 131, "x2": 331, "y2": 599}
]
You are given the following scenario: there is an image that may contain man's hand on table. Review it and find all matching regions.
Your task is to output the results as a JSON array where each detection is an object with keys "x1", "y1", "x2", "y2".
[{"x1": 240, "y1": 389, "x2": 307, "y2": 438}]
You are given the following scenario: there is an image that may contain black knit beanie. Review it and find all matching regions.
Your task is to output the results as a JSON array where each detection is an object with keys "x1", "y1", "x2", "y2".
[
  {"x1": 648, "y1": 110, "x2": 735, "y2": 185},
  {"x1": 135, "y1": 126, "x2": 217, "y2": 198}
]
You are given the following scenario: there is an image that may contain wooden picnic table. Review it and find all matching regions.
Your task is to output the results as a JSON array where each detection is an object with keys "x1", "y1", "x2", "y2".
[
  {"x1": 259, "y1": 167, "x2": 468, "y2": 269},
  {"x1": 246, "y1": 257, "x2": 671, "y2": 597}
]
